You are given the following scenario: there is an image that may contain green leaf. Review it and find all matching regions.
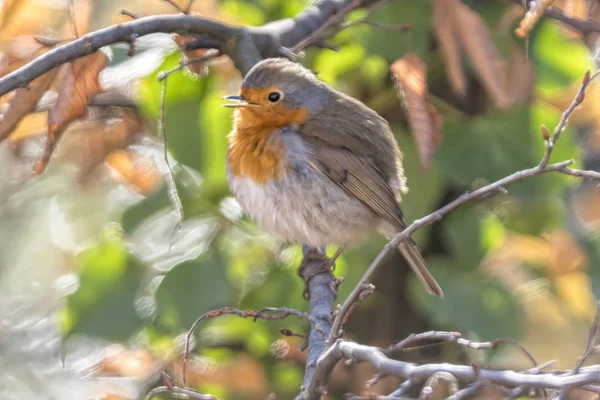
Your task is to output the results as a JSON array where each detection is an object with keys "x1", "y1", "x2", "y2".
[
  {"x1": 154, "y1": 251, "x2": 234, "y2": 332},
  {"x1": 533, "y1": 21, "x2": 594, "y2": 96},
  {"x1": 62, "y1": 239, "x2": 143, "y2": 341},
  {"x1": 410, "y1": 257, "x2": 522, "y2": 340},
  {"x1": 361, "y1": 0, "x2": 432, "y2": 60},
  {"x1": 199, "y1": 89, "x2": 232, "y2": 187},
  {"x1": 435, "y1": 107, "x2": 535, "y2": 188},
  {"x1": 313, "y1": 43, "x2": 365, "y2": 84}
]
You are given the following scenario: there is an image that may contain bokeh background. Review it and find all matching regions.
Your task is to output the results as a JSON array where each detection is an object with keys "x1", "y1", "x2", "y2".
[{"x1": 1, "y1": 0, "x2": 600, "y2": 398}]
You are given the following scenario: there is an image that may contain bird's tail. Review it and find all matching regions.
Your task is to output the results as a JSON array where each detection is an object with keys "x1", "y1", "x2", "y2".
[{"x1": 398, "y1": 240, "x2": 443, "y2": 297}]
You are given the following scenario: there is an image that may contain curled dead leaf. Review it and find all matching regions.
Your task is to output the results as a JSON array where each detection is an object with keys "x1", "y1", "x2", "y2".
[
  {"x1": 433, "y1": 0, "x2": 466, "y2": 98},
  {"x1": 0, "y1": 66, "x2": 59, "y2": 142},
  {"x1": 454, "y1": 1, "x2": 510, "y2": 108},
  {"x1": 391, "y1": 53, "x2": 443, "y2": 169},
  {"x1": 433, "y1": 0, "x2": 510, "y2": 108},
  {"x1": 36, "y1": 50, "x2": 108, "y2": 174}
]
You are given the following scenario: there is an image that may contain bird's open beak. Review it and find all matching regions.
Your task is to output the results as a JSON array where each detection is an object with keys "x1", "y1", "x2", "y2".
[{"x1": 222, "y1": 95, "x2": 257, "y2": 108}]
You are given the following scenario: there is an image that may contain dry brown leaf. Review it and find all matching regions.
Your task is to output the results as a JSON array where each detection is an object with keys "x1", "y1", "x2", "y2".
[
  {"x1": 77, "y1": 108, "x2": 143, "y2": 176},
  {"x1": 433, "y1": 0, "x2": 466, "y2": 98},
  {"x1": 36, "y1": 51, "x2": 108, "y2": 174},
  {"x1": 174, "y1": 35, "x2": 210, "y2": 76},
  {"x1": 505, "y1": 42, "x2": 534, "y2": 105},
  {"x1": 454, "y1": 1, "x2": 510, "y2": 108},
  {"x1": 0, "y1": 67, "x2": 58, "y2": 142},
  {"x1": 392, "y1": 53, "x2": 443, "y2": 170}
]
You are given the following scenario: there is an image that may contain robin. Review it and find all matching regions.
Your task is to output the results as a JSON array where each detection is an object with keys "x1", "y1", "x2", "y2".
[{"x1": 223, "y1": 58, "x2": 443, "y2": 297}]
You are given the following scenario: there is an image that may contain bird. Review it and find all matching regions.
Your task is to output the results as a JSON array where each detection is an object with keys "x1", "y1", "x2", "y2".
[{"x1": 223, "y1": 58, "x2": 443, "y2": 297}]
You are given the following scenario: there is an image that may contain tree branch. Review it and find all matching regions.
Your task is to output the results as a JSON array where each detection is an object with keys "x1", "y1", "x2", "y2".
[
  {"x1": 297, "y1": 246, "x2": 338, "y2": 396},
  {"x1": 0, "y1": 0, "x2": 383, "y2": 95},
  {"x1": 305, "y1": 340, "x2": 600, "y2": 398}
]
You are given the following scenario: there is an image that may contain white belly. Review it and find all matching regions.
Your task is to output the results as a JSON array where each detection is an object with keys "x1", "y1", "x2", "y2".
[{"x1": 227, "y1": 130, "x2": 376, "y2": 247}]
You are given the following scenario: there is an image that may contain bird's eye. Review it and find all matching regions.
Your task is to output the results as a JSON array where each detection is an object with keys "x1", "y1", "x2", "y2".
[{"x1": 268, "y1": 92, "x2": 281, "y2": 103}]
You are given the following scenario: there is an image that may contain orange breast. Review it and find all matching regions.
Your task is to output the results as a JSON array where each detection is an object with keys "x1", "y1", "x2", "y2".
[{"x1": 227, "y1": 126, "x2": 286, "y2": 184}]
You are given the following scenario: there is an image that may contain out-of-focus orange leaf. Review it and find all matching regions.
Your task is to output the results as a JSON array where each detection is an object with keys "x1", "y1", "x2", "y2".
[
  {"x1": 515, "y1": 0, "x2": 557, "y2": 38},
  {"x1": 174, "y1": 35, "x2": 209, "y2": 76},
  {"x1": 453, "y1": 0, "x2": 510, "y2": 108},
  {"x1": 433, "y1": 0, "x2": 466, "y2": 98},
  {"x1": 183, "y1": 353, "x2": 268, "y2": 397},
  {"x1": 7, "y1": 111, "x2": 46, "y2": 141},
  {"x1": 573, "y1": 187, "x2": 600, "y2": 231},
  {"x1": 484, "y1": 230, "x2": 594, "y2": 321},
  {"x1": 0, "y1": 66, "x2": 58, "y2": 142},
  {"x1": 0, "y1": 0, "x2": 64, "y2": 41},
  {"x1": 105, "y1": 150, "x2": 161, "y2": 195},
  {"x1": 391, "y1": 53, "x2": 443, "y2": 169},
  {"x1": 36, "y1": 51, "x2": 108, "y2": 174},
  {"x1": 101, "y1": 345, "x2": 157, "y2": 380}
]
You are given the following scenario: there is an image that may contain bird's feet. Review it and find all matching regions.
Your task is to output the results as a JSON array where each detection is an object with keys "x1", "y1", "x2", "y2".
[{"x1": 298, "y1": 246, "x2": 345, "y2": 300}]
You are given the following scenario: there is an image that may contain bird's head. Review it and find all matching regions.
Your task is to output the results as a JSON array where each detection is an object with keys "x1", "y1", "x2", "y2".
[{"x1": 224, "y1": 58, "x2": 327, "y2": 130}]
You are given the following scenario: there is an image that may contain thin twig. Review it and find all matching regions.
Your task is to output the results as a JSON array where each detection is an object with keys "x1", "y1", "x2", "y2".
[
  {"x1": 158, "y1": 76, "x2": 184, "y2": 232},
  {"x1": 163, "y1": 0, "x2": 187, "y2": 14},
  {"x1": 385, "y1": 331, "x2": 538, "y2": 369},
  {"x1": 182, "y1": 306, "x2": 312, "y2": 388},
  {"x1": 121, "y1": 9, "x2": 141, "y2": 20},
  {"x1": 337, "y1": 283, "x2": 375, "y2": 335},
  {"x1": 157, "y1": 49, "x2": 221, "y2": 82},
  {"x1": 339, "y1": 0, "x2": 390, "y2": 29},
  {"x1": 539, "y1": 71, "x2": 600, "y2": 168},
  {"x1": 145, "y1": 385, "x2": 218, "y2": 400},
  {"x1": 573, "y1": 301, "x2": 600, "y2": 373},
  {"x1": 185, "y1": 0, "x2": 196, "y2": 14},
  {"x1": 292, "y1": 0, "x2": 362, "y2": 52}
]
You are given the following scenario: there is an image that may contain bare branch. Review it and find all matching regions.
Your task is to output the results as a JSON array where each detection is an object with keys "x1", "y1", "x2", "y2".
[
  {"x1": 163, "y1": 0, "x2": 187, "y2": 14},
  {"x1": 539, "y1": 71, "x2": 599, "y2": 168},
  {"x1": 384, "y1": 331, "x2": 538, "y2": 369},
  {"x1": 304, "y1": 340, "x2": 600, "y2": 399},
  {"x1": 573, "y1": 301, "x2": 600, "y2": 373},
  {"x1": 145, "y1": 385, "x2": 218, "y2": 400},
  {"x1": 181, "y1": 306, "x2": 313, "y2": 388},
  {"x1": 0, "y1": 0, "x2": 383, "y2": 95},
  {"x1": 297, "y1": 246, "x2": 338, "y2": 397}
]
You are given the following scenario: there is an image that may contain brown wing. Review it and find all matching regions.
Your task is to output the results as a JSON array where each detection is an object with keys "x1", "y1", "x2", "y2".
[{"x1": 303, "y1": 136, "x2": 406, "y2": 231}]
